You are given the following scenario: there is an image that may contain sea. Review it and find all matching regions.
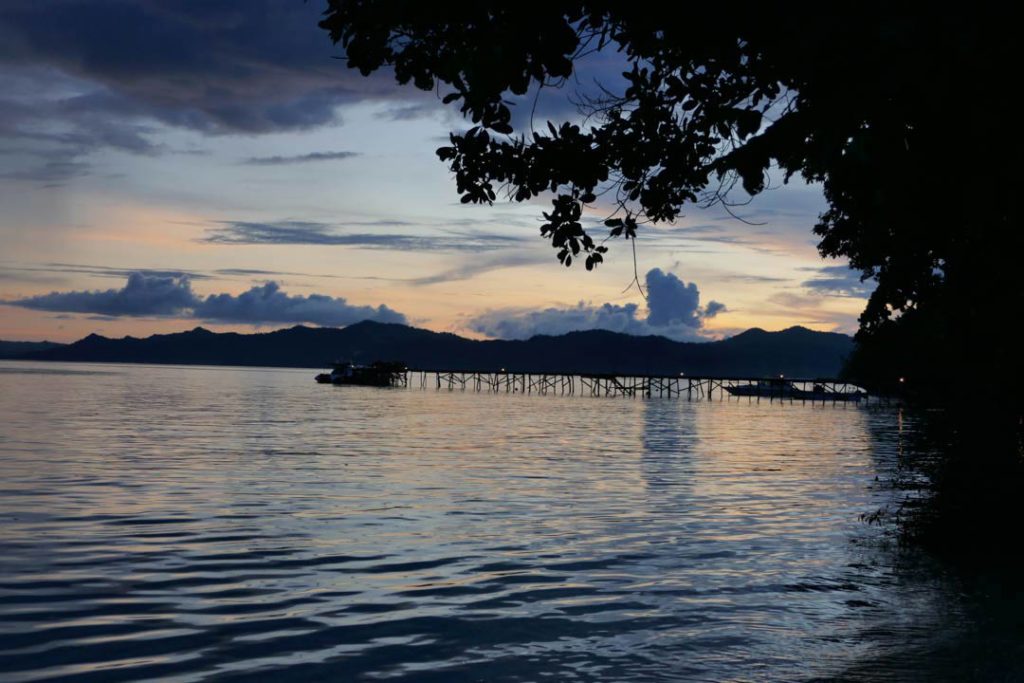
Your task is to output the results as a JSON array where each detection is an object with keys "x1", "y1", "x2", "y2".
[{"x1": 1, "y1": 361, "x2": 1021, "y2": 682}]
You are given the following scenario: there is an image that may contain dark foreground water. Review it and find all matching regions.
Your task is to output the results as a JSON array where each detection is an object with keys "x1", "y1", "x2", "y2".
[{"x1": 1, "y1": 361, "x2": 1021, "y2": 682}]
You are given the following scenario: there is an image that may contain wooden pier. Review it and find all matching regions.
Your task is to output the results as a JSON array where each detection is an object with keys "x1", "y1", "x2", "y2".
[{"x1": 391, "y1": 369, "x2": 882, "y2": 404}]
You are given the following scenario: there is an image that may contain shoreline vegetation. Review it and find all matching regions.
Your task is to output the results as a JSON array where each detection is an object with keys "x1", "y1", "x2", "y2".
[{"x1": 884, "y1": 406, "x2": 1024, "y2": 563}]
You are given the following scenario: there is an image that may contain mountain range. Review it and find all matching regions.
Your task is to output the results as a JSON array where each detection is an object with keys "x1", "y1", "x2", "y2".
[{"x1": 2, "y1": 321, "x2": 854, "y2": 378}]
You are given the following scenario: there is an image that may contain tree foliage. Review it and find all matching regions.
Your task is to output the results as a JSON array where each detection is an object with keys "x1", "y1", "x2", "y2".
[{"x1": 320, "y1": 5, "x2": 1021, "y2": 402}]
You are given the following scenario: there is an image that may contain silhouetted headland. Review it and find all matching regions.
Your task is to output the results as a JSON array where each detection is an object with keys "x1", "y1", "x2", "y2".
[
  {"x1": 8, "y1": 321, "x2": 852, "y2": 378},
  {"x1": 0, "y1": 340, "x2": 64, "y2": 359}
]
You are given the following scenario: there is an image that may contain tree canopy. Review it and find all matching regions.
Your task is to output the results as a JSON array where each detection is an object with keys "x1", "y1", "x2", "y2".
[{"x1": 320, "y1": 5, "x2": 1021, "y2": 403}]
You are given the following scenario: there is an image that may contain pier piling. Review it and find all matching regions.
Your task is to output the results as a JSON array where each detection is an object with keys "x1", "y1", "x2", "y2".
[{"x1": 380, "y1": 369, "x2": 882, "y2": 404}]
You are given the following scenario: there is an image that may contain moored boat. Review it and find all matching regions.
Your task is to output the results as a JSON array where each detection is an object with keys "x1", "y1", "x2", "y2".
[
  {"x1": 725, "y1": 378, "x2": 801, "y2": 398},
  {"x1": 793, "y1": 383, "x2": 865, "y2": 402},
  {"x1": 315, "y1": 361, "x2": 407, "y2": 387},
  {"x1": 725, "y1": 379, "x2": 865, "y2": 401}
]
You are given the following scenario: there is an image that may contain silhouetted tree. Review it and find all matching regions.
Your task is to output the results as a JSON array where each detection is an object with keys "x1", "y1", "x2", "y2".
[{"x1": 320, "y1": 5, "x2": 1021, "y2": 415}]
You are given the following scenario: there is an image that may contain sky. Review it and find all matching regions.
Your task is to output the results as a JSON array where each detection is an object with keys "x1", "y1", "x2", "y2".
[{"x1": 0, "y1": 0, "x2": 872, "y2": 344}]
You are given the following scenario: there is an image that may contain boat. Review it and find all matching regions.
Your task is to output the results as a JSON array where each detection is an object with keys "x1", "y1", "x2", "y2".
[
  {"x1": 725, "y1": 378, "x2": 802, "y2": 399},
  {"x1": 793, "y1": 383, "x2": 866, "y2": 402},
  {"x1": 315, "y1": 360, "x2": 407, "y2": 387},
  {"x1": 725, "y1": 378, "x2": 865, "y2": 402}
]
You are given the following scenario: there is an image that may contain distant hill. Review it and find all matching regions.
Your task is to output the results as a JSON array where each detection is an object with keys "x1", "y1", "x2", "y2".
[
  {"x1": 0, "y1": 340, "x2": 65, "y2": 359},
  {"x1": 21, "y1": 321, "x2": 853, "y2": 378}
]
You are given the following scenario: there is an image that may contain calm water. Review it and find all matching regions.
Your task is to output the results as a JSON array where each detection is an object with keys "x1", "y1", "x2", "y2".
[{"x1": 0, "y1": 361, "x2": 1019, "y2": 682}]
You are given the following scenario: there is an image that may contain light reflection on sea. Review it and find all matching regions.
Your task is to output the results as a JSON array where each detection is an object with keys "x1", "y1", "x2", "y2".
[{"x1": 0, "y1": 361, "x2": 1019, "y2": 681}]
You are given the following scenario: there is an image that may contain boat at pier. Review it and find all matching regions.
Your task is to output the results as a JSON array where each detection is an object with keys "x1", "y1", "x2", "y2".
[
  {"x1": 725, "y1": 379, "x2": 865, "y2": 402},
  {"x1": 794, "y1": 383, "x2": 866, "y2": 402},
  {"x1": 315, "y1": 361, "x2": 407, "y2": 387},
  {"x1": 725, "y1": 378, "x2": 800, "y2": 398}
]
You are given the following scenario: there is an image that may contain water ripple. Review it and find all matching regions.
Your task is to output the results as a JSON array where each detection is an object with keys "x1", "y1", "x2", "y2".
[{"x1": 1, "y1": 361, "x2": 1017, "y2": 681}]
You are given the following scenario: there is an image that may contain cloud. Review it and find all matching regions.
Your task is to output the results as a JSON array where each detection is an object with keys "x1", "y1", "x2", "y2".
[
  {"x1": 0, "y1": 1, "x2": 416, "y2": 180},
  {"x1": 470, "y1": 302, "x2": 651, "y2": 339},
  {"x1": 410, "y1": 250, "x2": 548, "y2": 285},
  {"x1": 212, "y1": 267, "x2": 404, "y2": 282},
  {"x1": 762, "y1": 291, "x2": 860, "y2": 334},
  {"x1": 0, "y1": 262, "x2": 214, "y2": 284},
  {"x1": 645, "y1": 267, "x2": 703, "y2": 328},
  {"x1": 0, "y1": 157, "x2": 93, "y2": 184},
  {"x1": 0, "y1": 261, "x2": 412, "y2": 287},
  {"x1": 5, "y1": 272, "x2": 406, "y2": 326},
  {"x1": 242, "y1": 151, "x2": 360, "y2": 166},
  {"x1": 376, "y1": 102, "x2": 442, "y2": 121},
  {"x1": 0, "y1": 1, "x2": 651, "y2": 186},
  {"x1": 704, "y1": 300, "x2": 727, "y2": 318},
  {"x1": 202, "y1": 220, "x2": 524, "y2": 252},
  {"x1": 468, "y1": 268, "x2": 724, "y2": 341},
  {"x1": 193, "y1": 282, "x2": 405, "y2": 326},
  {"x1": 9, "y1": 272, "x2": 198, "y2": 316},
  {"x1": 801, "y1": 264, "x2": 875, "y2": 298},
  {"x1": 0, "y1": 1, "x2": 397, "y2": 133},
  {"x1": 717, "y1": 274, "x2": 789, "y2": 283}
]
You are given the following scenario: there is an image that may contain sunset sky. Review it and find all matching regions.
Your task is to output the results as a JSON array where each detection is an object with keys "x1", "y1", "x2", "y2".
[{"x1": 0, "y1": 1, "x2": 871, "y2": 343}]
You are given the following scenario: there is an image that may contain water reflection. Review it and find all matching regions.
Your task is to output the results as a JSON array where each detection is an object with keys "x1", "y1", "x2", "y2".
[{"x1": 0, "y1": 361, "x2": 1019, "y2": 681}]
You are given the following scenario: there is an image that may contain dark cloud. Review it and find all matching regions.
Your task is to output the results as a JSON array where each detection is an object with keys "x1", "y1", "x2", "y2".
[
  {"x1": 202, "y1": 220, "x2": 524, "y2": 252},
  {"x1": 0, "y1": 1, "x2": 411, "y2": 180},
  {"x1": 502, "y1": 50, "x2": 633, "y2": 132},
  {"x1": 704, "y1": 301, "x2": 727, "y2": 318},
  {"x1": 645, "y1": 267, "x2": 703, "y2": 328},
  {"x1": 0, "y1": 1, "x2": 393, "y2": 133},
  {"x1": 5, "y1": 272, "x2": 406, "y2": 326},
  {"x1": 9, "y1": 272, "x2": 198, "y2": 316},
  {"x1": 468, "y1": 268, "x2": 724, "y2": 341},
  {"x1": 0, "y1": 154, "x2": 92, "y2": 183},
  {"x1": 0, "y1": 0, "x2": 636, "y2": 182},
  {"x1": 802, "y1": 264, "x2": 875, "y2": 298},
  {"x1": 242, "y1": 150, "x2": 360, "y2": 166}
]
